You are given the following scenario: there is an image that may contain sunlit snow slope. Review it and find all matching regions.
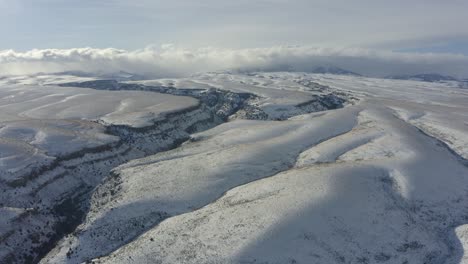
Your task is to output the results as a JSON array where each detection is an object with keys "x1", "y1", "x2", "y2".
[
  {"x1": 0, "y1": 84, "x2": 197, "y2": 182},
  {"x1": 0, "y1": 81, "x2": 204, "y2": 263},
  {"x1": 2, "y1": 72, "x2": 467, "y2": 264},
  {"x1": 35, "y1": 73, "x2": 468, "y2": 264}
]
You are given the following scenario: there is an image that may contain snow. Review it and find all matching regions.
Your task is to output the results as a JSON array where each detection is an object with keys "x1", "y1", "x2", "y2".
[
  {"x1": 43, "y1": 107, "x2": 359, "y2": 263},
  {"x1": 0, "y1": 207, "x2": 27, "y2": 231},
  {"x1": 129, "y1": 72, "x2": 340, "y2": 120},
  {"x1": 0, "y1": 119, "x2": 114, "y2": 181},
  {"x1": 2, "y1": 72, "x2": 466, "y2": 264},
  {"x1": 94, "y1": 98, "x2": 468, "y2": 263},
  {"x1": 99, "y1": 165, "x2": 445, "y2": 264},
  {"x1": 309, "y1": 74, "x2": 468, "y2": 160},
  {"x1": 455, "y1": 225, "x2": 468, "y2": 264},
  {"x1": 0, "y1": 84, "x2": 198, "y2": 183},
  {"x1": 84, "y1": 73, "x2": 468, "y2": 264},
  {"x1": 0, "y1": 84, "x2": 198, "y2": 127},
  {"x1": 0, "y1": 74, "x2": 97, "y2": 86}
]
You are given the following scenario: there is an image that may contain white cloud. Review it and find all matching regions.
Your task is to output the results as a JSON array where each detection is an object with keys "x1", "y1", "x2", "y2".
[{"x1": 1, "y1": 45, "x2": 468, "y2": 78}]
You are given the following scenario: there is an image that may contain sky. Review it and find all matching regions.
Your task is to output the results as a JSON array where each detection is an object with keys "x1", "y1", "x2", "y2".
[{"x1": 1, "y1": 0, "x2": 468, "y2": 77}]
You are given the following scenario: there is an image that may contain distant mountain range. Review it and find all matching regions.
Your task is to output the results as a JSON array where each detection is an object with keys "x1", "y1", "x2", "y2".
[
  {"x1": 28, "y1": 69, "x2": 467, "y2": 87},
  {"x1": 51, "y1": 70, "x2": 148, "y2": 81},
  {"x1": 386, "y1": 73, "x2": 459, "y2": 82},
  {"x1": 309, "y1": 66, "x2": 361, "y2": 76}
]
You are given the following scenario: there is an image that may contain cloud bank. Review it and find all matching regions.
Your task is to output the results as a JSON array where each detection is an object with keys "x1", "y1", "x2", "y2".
[{"x1": 1, "y1": 45, "x2": 468, "y2": 78}]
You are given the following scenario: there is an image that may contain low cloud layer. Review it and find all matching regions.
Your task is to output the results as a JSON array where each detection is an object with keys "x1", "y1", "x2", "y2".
[{"x1": 1, "y1": 45, "x2": 468, "y2": 78}]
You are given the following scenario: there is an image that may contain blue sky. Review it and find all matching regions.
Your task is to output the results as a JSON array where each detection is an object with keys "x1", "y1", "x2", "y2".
[
  {"x1": 2, "y1": 1, "x2": 468, "y2": 77},
  {"x1": 2, "y1": 0, "x2": 468, "y2": 54}
]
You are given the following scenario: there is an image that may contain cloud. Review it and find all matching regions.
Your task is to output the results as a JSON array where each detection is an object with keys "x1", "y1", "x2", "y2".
[
  {"x1": 3, "y1": 1, "x2": 468, "y2": 52},
  {"x1": 1, "y1": 45, "x2": 468, "y2": 78}
]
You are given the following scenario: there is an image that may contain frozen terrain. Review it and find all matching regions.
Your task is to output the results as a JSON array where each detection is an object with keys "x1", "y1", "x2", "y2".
[
  {"x1": 0, "y1": 84, "x2": 198, "y2": 183},
  {"x1": 129, "y1": 72, "x2": 349, "y2": 120},
  {"x1": 0, "y1": 74, "x2": 98, "y2": 87},
  {"x1": 1, "y1": 72, "x2": 468, "y2": 264},
  {"x1": 0, "y1": 82, "x2": 208, "y2": 263}
]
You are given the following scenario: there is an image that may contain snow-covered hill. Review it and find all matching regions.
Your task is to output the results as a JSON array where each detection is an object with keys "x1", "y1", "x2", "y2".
[{"x1": 1, "y1": 72, "x2": 468, "y2": 264}]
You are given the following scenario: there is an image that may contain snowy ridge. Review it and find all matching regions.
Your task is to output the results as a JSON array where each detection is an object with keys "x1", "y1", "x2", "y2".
[
  {"x1": 87, "y1": 73, "x2": 467, "y2": 264},
  {"x1": 42, "y1": 107, "x2": 359, "y2": 263},
  {"x1": 0, "y1": 85, "x2": 207, "y2": 263},
  {"x1": 93, "y1": 101, "x2": 468, "y2": 264},
  {"x1": 1, "y1": 72, "x2": 468, "y2": 264},
  {"x1": 1, "y1": 73, "x2": 347, "y2": 263},
  {"x1": 0, "y1": 81, "x2": 263, "y2": 263}
]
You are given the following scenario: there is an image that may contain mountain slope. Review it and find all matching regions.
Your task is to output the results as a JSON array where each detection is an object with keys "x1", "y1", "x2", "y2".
[{"x1": 387, "y1": 73, "x2": 458, "y2": 82}]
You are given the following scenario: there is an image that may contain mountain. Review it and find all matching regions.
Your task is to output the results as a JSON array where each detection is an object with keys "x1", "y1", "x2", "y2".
[
  {"x1": 387, "y1": 73, "x2": 458, "y2": 82},
  {"x1": 237, "y1": 65, "x2": 361, "y2": 76},
  {"x1": 51, "y1": 70, "x2": 148, "y2": 81},
  {"x1": 309, "y1": 66, "x2": 361, "y2": 76}
]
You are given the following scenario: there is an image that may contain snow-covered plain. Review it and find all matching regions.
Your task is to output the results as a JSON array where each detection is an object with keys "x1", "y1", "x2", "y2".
[
  {"x1": 0, "y1": 74, "x2": 98, "y2": 86},
  {"x1": 1, "y1": 72, "x2": 468, "y2": 264},
  {"x1": 0, "y1": 84, "x2": 197, "y2": 183}
]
